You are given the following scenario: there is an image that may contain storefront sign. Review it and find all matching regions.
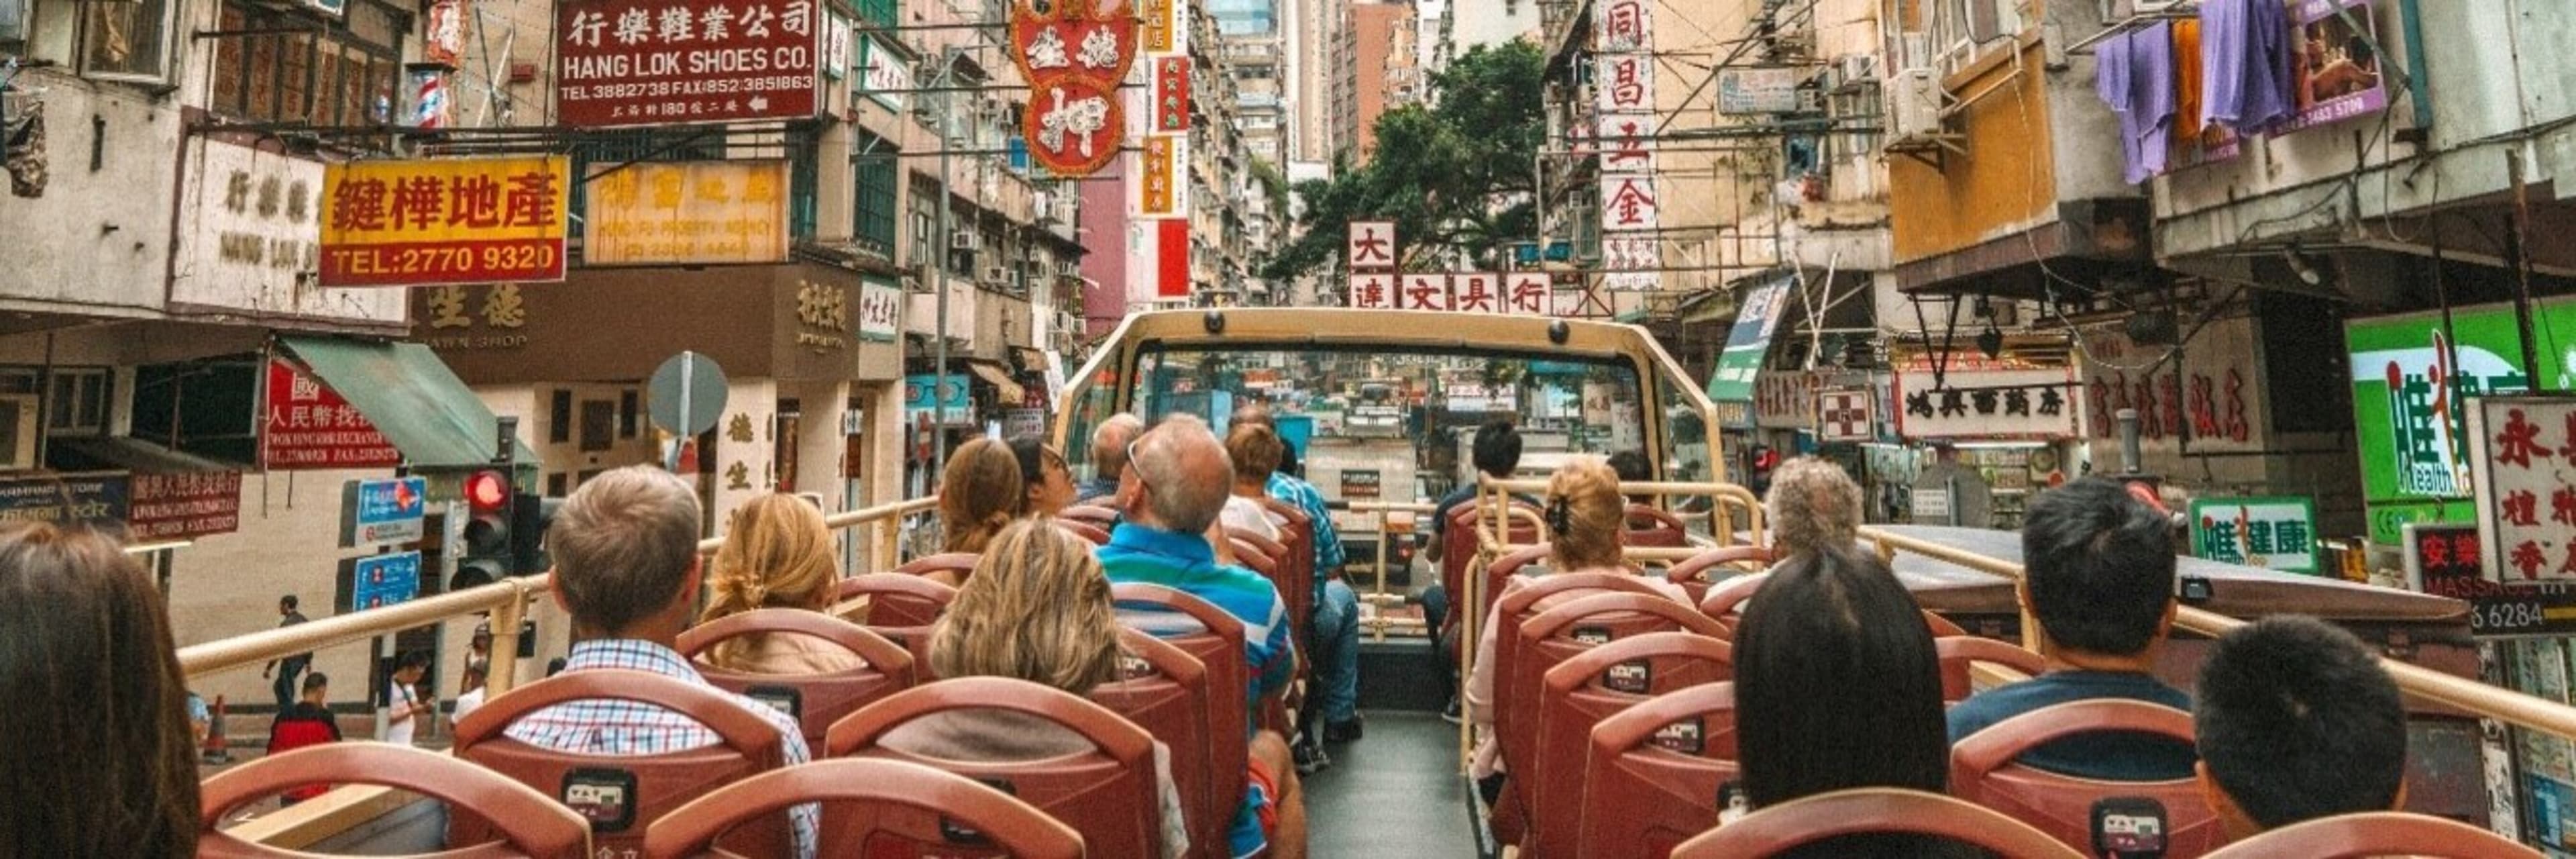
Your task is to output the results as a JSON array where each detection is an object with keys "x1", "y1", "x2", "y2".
[
  {"x1": 1450, "y1": 272, "x2": 1499, "y2": 313},
  {"x1": 128, "y1": 472, "x2": 244, "y2": 542},
  {"x1": 350, "y1": 550, "x2": 423, "y2": 610},
  {"x1": 905, "y1": 374, "x2": 972, "y2": 426},
  {"x1": 1819, "y1": 388, "x2": 1873, "y2": 442},
  {"x1": 2189, "y1": 495, "x2": 2320, "y2": 573},
  {"x1": 343, "y1": 476, "x2": 427, "y2": 546},
  {"x1": 2469, "y1": 396, "x2": 2576, "y2": 583},
  {"x1": 1348, "y1": 221, "x2": 1396, "y2": 270},
  {"x1": 263, "y1": 358, "x2": 402, "y2": 470},
  {"x1": 1347, "y1": 273, "x2": 1393, "y2": 310},
  {"x1": 2348, "y1": 302, "x2": 2576, "y2": 544},
  {"x1": 2279, "y1": 0, "x2": 2386, "y2": 133},
  {"x1": 1008, "y1": 0, "x2": 1137, "y2": 87},
  {"x1": 859, "y1": 276, "x2": 902, "y2": 342},
  {"x1": 1398, "y1": 274, "x2": 1452, "y2": 311},
  {"x1": 822, "y1": 11, "x2": 851, "y2": 79},
  {"x1": 1341, "y1": 469, "x2": 1381, "y2": 499},
  {"x1": 1707, "y1": 276, "x2": 1790, "y2": 402},
  {"x1": 1717, "y1": 67, "x2": 1803, "y2": 115},
  {"x1": 0, "y1": 473, "x2": 129, "y2": 527},
  {"x1": 1892, "y1": 364, "x2": 2080, "y2": 441},
  {"x1": 1022, "y1": 76, "x2": 1124, "y2": 177},
  {"x1": 556, "y1": 0, "x2": 822, "y2": 127},
  {"x1": 174, "y1": 140, "x2": 405, "y2": 324},
  {"x1": 2081, "y1": 317, "x2": 2263, "y2": 450},
  {"x1": 2403, "y1": 522, "x2": 2576, "y2": 638},
  {"x1": 319, "y1": 156, "x2": 570, "y2": 287},
  {"x1": 1754, "y1": 370, "x2": 1819, "y2": 430},
  {"x1": 1004, "y1": 408, "x2": 1047, "y2": 439},
  {"x1": 1139, "y1": 134, "x2": 1183, "y2": 217},
  {"x1": 792, "y1": 277, "x2": 851, "y2": 352},
  {"x1": 583, "y1": 160, "x2": 789, "y2": 266},
  {"x1": 1593, "y1": 0, "x2": 1649, "y2": 50},
  {"x1": 418, "y1": 284, "x2": 534, "y2": 351},
  {"x1": 1154, "y1": 56, "x2": 1190, "y2": 132},
  {"x1": 859, "y1": 36, "x2": 912, "y2": 110}
]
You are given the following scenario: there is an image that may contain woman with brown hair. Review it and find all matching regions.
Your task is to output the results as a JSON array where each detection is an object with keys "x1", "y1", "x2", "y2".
[
  {"x1": 1220, "y1": 422, "x2": 1287, "y2": 542},
  {"x1": 0, "y1": 521, "x2": 199, "y2": 858},
  {"x1": 1461, "y1": 457, "x2": 1684, "y2": 794},
  {"x1": 931, "y1": 437, "x2": 1028, "y2": 585},
  {"x1": 696, "y1": 493, "x2": 863, "y2": 674},
  {"x1": 879, "y1": 519, "x2": 1191, "y2": 859}
]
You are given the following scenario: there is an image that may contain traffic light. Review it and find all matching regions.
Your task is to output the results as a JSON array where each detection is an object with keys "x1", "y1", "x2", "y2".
[
  {"x1": 1748, "y1": 444, "x2": 1780, "y2": 497},
  {"x1": 453, "y1": 469, "x2": 513, "y2": 589},
  {"x1": 508, "y1": 491, "x2": 564, "y2": 576}
]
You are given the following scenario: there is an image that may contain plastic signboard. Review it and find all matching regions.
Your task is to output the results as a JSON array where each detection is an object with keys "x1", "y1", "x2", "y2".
[
  {"x1": 350, "y1": 551, "x2": 423, "y2": 610},
  {"x1": 343, "y1": 476, "x2": 428, "y2": 547},
  {"x1": 2345, "y1": 300, "x2": 2576, "y2": 544},
  {"x1": 2188, "y1": 495, "x2": 2320, "y2": 574}
]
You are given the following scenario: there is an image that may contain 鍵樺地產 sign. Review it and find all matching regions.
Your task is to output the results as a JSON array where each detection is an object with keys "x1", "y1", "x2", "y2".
[
  {"x1": 319, "y1": 156, "x2": 569, "y2": 287},
  {"x1": 557, "y1": 0, "x2": 823, "y2": 127},
  {"x1": 2189, "y1": 496, "x2": 2320, "y2": 574},
  {"x1": 128, "y1": 472, "x2": 244, "y2": 542},
  {"x1": 263, "y1": 359, "x2": 400, "y2": 470}
]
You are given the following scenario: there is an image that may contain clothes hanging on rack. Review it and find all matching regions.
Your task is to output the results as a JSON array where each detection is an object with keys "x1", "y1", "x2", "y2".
[
  {"x1": 4, "y1": 95, "x2": 44, "y2": 198},
  {"x1": 2198, "y1": 0, "x2": 2296, "y2": 134},
  {"x1": 2173, "y1": 18, "x2": 2204, "y2": 141},
  {"x1": 2095, "y1": 22, "x2": 2176, "y2": 185}
]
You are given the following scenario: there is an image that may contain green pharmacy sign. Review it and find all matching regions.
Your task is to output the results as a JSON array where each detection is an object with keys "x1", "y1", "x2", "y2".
[
  {"x1": 2347, "y1": 300, "x2": 2576, "y2": 544},
  {"x1": 2189, "y1": 496, "x2": 2320, "y2": 574}
]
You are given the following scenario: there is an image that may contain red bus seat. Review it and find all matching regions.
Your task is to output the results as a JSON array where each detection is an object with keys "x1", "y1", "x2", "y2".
[
  {"x1": 200, "y1": 743, "x2": 590, "y2": 859},
  {"x1": 1442, "y1": 500, "x2": 1541, "y2": 634},
  {"x1": 449, "y1": 669, "x2": 796, "y2": 858},
  {"x1": 2198, "y1": 812, "x2": 2544, "y2": 859},
  {"x1": 1934, "y1": 635, "x2": 2044, "y2": 704},
  {"x1": 1112, "y1": 582, "x2": 1250, "y2": 840},
  {"x1": 1695, "y1": 572, "x2": 1766, "y2": 627},
  {"x1": 1664, "y1": 546, "x2": 1772, "y2": 605},
  {"x1": 1483, "y1": 571, "x2": 1673, "y2": 795},
  {"x1": 645, "y1": 758, "x2": 1084, "y2": 859},
  {"x1": 1094, "y1": 628, "x2": 1222, "y2": 859},
  {"x1": 1623, "y1": 504, "x2": 1692, "y2": 548},
  {"x1": 675, "y1": 608, "x2": 920, "y2": 748},
  {"x1": 1055, "y1": 517, "x2": 1112, "y2": 546},
  {"x1": 1061, "y1": 505, "x2": 1120, "y2": 529},
  {"x1": 1256, "y1": 496, "x2": 1318, "y2": 642},
  {"x1": 1668, "y1": 788, "x2": 2089, "y2": 859},
  {"x1": 894, "y1": 552, "x2": 980, "y2": 585},
  {"x1": 1575, "y1": 681, "x2": 1742, "y2": 859},
  {"x1": 1950, "y1": 699, "x2": 2222, "y2": 857},
  {"x1": 1503, "y1": 592, "x2": 1721, "y2": 836},
  {"x1": 827, "y1": 677, "x2": 1165, "y2": 859},
  {"x1": 836, "y1": 573, "x2": 957, "y2": 670},
  {"x1": 1527, "y1": 631, "x2": 1732, "y2": 858}
]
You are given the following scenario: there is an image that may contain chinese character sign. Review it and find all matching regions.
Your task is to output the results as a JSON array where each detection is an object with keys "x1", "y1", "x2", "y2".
[
  {"x1": 1138, "y1": 135, "x2": 1183, "y2": 217},
  {"x1": 1008, "y1": 0, "x2": 1136, "y2": 89},
  {"x1": 127, "y1": 471, "x2": 244, "y2": 542},
  {"x1": 1348, "y1": 272, "x2": 1395, "y2": 310},
  {"x1": 319, "y1": 156, "x2": 569, "y2": 287},
  {"x1": 1399, "y1": 274, "x2": 1451, "y2": 311},
  {"x1": 1347, "y1": 221, "x2": 1396, "y2": 270},
  {"x1": 859, "y1": 276, "x2": 902, "y2": 342},
  {"x1": 1593, "y1": 0, "x2": 1650, "y2": 52},
  {"x1": 1889, "y1": 366, "x2": 2080, "y2": 441},
  {"x1": 263, "y1": 359, "x2": 401, "y2": 470},
  {"x1": 2347, "y1": 305, "x2": 2571, "y2": 545},
  {"x1": 584, "y1": 160, "x2": 790, "y2": 265},
  {"x1": 859, "y1": 36, "x2": 912, "y2": 110},
  {"x1": 2469, "y1": 397, "x2": 2576, "y2": 583},
  {"x1": 1504, "y1": 272, "x2": 1551, "y2": 315},
  {"x1": 1450, "y1": 272, "x2": 1498, "y2": 313},
  {"x1": 1154, "y1": 56, "x2": 1190, "y2": 132},
  {"x1": 1021, "y1": 76, "x2": 1124, "y2": 177},
  {"x1": 2189, "y1": 496, "x2": 2321, "y2": 574},
  {"x1": 556, "y1": 0, "x2": 824, "y2": 127},
  {"x1": 1601, "y1": 173, "x2": 1660, "y2": 231}
]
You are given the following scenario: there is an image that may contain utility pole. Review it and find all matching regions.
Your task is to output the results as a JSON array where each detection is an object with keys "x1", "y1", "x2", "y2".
[{"x1": 931, "y1": 46, "x2": 960, "y2": 480}]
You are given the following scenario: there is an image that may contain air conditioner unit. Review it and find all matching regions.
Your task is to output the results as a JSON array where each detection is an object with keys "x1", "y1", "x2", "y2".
[
  {"x1": 985, "y1": 265, "x2": 1012, "y2": 284},
  {"x1": 1838, "y1": 54, "x2": 1877, "y2": 87},
  {"x1": 1889, "y1": 66, "x2": 1945, "y2": 140},
  {"x1": 1058, "y1": 260, "x2": 1081, "y2": 278},
  {"x1": 950, "y1": 231, "x2": 980, "y2": 251}
]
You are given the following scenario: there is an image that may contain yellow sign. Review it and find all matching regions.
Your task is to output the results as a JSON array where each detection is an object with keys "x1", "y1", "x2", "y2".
[
  {"x1": 319, "y1": 156, "x2": 570, "y2": 287},
  {"x1": 584, "y1": 160, "x2": 792, "y2": 266}
]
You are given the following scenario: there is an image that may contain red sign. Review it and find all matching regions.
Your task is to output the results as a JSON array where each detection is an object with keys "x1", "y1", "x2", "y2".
[
  {"x1": 1154, "y1": 56, "x2": 1190, "y2": 132},
  {"x1": 1023, "y1": 76, "x2": 1124, "y2": 177},
  {"x1": 1008, "y1": 0, "x2": 1138, "y2": 90},
  {"x1": 128, "y1": 471, "x2": 245, "y2": 542},
  {"x1": 1158, "y1": 218, "x2": 1189, "y2": 297},
  {"x1": 555, "y1": 0, "x2": 822, "y2": 128},
  {"x1": 262, "y1": 360, "x2": 401, "y2": 470}
]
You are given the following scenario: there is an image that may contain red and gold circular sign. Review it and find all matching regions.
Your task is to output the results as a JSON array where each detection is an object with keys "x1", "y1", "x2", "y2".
[
  {"x1": 1021, "y1": 76, "x2": 1125, "y2": 178},
  {"x1": 1008, "y1": 0, "x2": 1138, "y2": 91}
]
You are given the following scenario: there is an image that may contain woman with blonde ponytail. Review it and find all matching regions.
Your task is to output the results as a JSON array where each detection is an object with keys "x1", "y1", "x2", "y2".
[
  {"x1": 929, "y1": 438, "x2": 1028, "y2": 586},
  {"x1": 695, "y1": 493, "x2": 863, "y2": 674}
]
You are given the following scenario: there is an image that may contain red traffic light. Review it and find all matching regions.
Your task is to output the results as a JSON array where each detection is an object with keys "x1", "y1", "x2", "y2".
[{"x1": 465, "y1": 470, "x2": 509, "y2": 512}]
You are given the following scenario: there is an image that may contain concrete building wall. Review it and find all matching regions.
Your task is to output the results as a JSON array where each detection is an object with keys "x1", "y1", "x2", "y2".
[{"x1": 1337, "y1": 2, "x2": 1413, "y2": 161}]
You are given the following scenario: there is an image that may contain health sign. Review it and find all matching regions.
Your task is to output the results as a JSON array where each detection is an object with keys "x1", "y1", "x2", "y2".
[
  {"x1": 557, "y1": 0, "x2": 822, "y2": 127},
  {"x1": 2188, "y1": 496, "x2": 2320, "y2": 574},
  {"x1": 2344, "y1": 299, "x2": 2576, "y2": 544},
  {"x1": 319, "y1": 157, "x2": 569, "y2": 287}
]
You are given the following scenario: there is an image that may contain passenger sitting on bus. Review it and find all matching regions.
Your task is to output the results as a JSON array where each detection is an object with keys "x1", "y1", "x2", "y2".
[
  {"x1": 1735, "y1": 546, "x2": 1976, "y2": 858},
  {"x1": 1423, "y1": 420, "x2": 1535, "y2": 719},
  {"x1": 1233, "y1": 403, "x2": 1364, "y2": 749},
  {"x1": 2194, "y1": 616, "x2": 2408, "y2": 841},
  {"x1": 504, "y1": 466, "x2": 818, "y2": 859},
  {"x1": 1947, "y1": 476, "x2": 2197, "y2": 781},
  {"x1": 1080, "y1": 413, "x2": 1147, "y2": 504},
  {"x1": 1222, "y1": 423, "x2": 1289, "y2": 542},
  {"x1": 1766, "y1": 457, "x2": 1865, "y2": 562},
  {"x1": 267, "y1": 672, "x2": 343, "y2": 806},
  {"x1": 1608, "y1": 450, "x2": 1652, "y2": 506},
  {"x1": 934, "y1": 438, "x2": 1028, "y2": 585},
  {"x1": 1097, "y1": 414, "x2": 1308, "y2": 859},
  {"x1": 881, "y1": 520, "x2": 1191, "y2": 859},
  {"x1": 694, "y1": 493, "x2": 863, "y2": 674},
  {"x1": 1463, "y1": 458, "x2": 1688, "y2": 793},
  {"x1": 1012, "y1": 436, "x2": 1080, "y2": 518},
  {"x1": 0, "y1": 521, "x2": 199, "y2": 858}
]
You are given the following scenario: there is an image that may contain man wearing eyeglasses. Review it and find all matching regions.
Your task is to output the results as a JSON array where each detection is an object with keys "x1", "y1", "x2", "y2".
[{"x1": 1097, "y1": 414, "x2": 1309, "y2": 859}]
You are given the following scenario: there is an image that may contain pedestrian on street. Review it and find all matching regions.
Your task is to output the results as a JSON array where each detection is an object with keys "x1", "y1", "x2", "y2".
[
  {"x1": 381, "y1": 651, "x2": 430, "y2": 746},
  {"x1": 266, "y1": 673, "x2": 342, "y2": 805},
  {"x1": 261, "y1": 595, "x2": 312, "y2": 710}
]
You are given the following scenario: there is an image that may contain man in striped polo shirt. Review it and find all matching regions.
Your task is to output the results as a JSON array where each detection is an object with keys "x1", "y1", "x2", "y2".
[{"x1": 1098, "y1": 414, "x2": 1307, "y2": 859}]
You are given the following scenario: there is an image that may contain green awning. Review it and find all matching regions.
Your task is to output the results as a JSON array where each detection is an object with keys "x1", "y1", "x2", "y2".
[{"x1": 278, "y1": 336, "x2": 539, "y2": 469}]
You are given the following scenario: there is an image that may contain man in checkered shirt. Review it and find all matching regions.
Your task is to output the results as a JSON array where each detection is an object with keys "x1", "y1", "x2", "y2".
[{"x1": 501, "y1": 466, "x2": 817, "y2": 858}]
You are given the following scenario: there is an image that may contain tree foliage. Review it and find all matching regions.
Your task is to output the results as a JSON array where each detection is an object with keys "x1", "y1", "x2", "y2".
[{"x1": 1258, "y1": 39, "x2": 1547, "y2": 282}]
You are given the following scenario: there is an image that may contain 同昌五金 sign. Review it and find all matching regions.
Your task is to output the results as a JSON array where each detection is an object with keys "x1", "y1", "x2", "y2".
[
  {"x1": 2189, "y1": 496, "x2": 2320, "y2": 574},
  {"x1": 263, "y1": 358, "x2": 401, "y2": 470},
  {"x1": 2345, "y1": 301, "x2": 2576, "y2": 544},
  {"x1": 319, "y1": 156, "x2": 569, "y2": 287},
  {"x1": 583, "y1": 160, "x2": 790, "y2": 266},
  {"x1": 556, "y1": 0, "x2": 823, "y2": 127},
  {"x1": 0, "y1": 473, "x2": 129, "y2": 528},
  {"x1": 127, "y1": 472, "x2": 244, "y2": 542}
]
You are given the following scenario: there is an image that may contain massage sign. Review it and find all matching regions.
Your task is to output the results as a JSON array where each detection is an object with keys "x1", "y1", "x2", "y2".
[
  {"x1": 1010, "y1": 0, "x2": 1136, "y2": 178},
  {"x1": 2469, "y1": 396, "x2": 2576, "y2": 583},
  {"x1": 556, "y1": 0, "x2": 824, "y2": 127}
]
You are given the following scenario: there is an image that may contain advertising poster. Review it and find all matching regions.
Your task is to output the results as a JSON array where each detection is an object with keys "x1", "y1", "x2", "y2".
[
  {"x1": 556, "y1": 0, "x2": 823, "y2": 126},
  {"x1": 263, "y1": 359, "x2": 401, "y2": 470},
  {"x1": 2188, "y1": 495, "x2": 2321, "y2": 573},
  {"x1": 2345, "y1": 301, "x2": 2576, "y2": 544},
  {"x1": 1707, "y1": 275, "x2": 1789, "y2": 403},
  {"x1": 128, "y1": 472, "x2": 244, "y2": 542},
  {"x1": 582, "y1": 160, "x2": 790, "y2": 266},
  {"x1": 2279, "y1": 0, "x2": 2387, "y2": 132},
  {"x1": 319, "y1": 156, "x2": 570, "y2": 287}
]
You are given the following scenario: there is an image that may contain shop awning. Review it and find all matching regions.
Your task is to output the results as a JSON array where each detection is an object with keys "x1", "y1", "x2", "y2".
[
  {"x1": 278, "y1": 336, "x2": 539, "y2": 468},
  {"x1": 964, "y1": 360, "x2": 1026, "y2": 405},
  {"x1": 1706, "y1": 274, "x2": 1793, "y2": 402}
]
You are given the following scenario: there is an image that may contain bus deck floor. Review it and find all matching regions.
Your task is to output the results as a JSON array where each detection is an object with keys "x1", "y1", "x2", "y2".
[{"x1": 1303, "y1": 709, "x2": 1477, "y2": 857}]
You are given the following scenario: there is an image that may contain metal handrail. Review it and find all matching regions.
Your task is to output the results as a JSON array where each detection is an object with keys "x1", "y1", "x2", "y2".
[
  {"x1": 1346, "y1": 500, "x2": 1436, "y2": 642},
  {"x1": 1859, "y1": 525, "x2": 2576, "y2": 748}
]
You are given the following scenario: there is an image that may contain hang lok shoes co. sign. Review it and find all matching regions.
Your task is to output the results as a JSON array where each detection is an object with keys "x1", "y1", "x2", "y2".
[{"x1": 556, "y1": 0, "x2": 824, "y2": 127}]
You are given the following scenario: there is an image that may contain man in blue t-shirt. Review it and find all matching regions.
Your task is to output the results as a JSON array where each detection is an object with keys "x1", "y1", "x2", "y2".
[{"x1": 1947, "y1": 476, "x2": 2198, "y2": 781}]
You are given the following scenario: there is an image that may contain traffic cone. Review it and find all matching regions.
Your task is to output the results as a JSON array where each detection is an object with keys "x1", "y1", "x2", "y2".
[{"x1": 203, "y1": 695, "x2": 231, "y2": 763}]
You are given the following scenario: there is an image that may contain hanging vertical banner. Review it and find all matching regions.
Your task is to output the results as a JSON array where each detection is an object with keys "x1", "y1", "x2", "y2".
[
  {"x1": 1349, "y1": 272, "x2": 1396, "y2": 309},
  {"x1": 1593, "y1": 0, "x2": 1651, "y2": 51},
  {"x1": 1399, "y1": 274, "x2": 1452, "y2": 311},
  {"x1": 2469, "y1": 396, "x2": 2576, "y2": 583},
  {"x1": 1593, "y1": 0, "x2": 1658, "y2": 291},
  {"x1": 1451, "y1": 272, "x2": 1498, "y2": 313},
  {"x1": 1022, "y1": 76, "x2": 1125, "y2": 177},
  {"x1": 1505, "y1": 272, "x2": 1550, "y2": 315},
  {"x1": 1008, "y1": 0, "x2": 1138, "y2": 89},
  {"x1": 1139, "y1": 0, "x2": 1175, "y2": 52},
  {"x1": 822, "y1": 11, "x2": 852, "y2": 80},
  {"x1": 1138, "y1": 134, "x2": 1185, "y2": 217},
  {"x1": 1347, "y1": 221, "x2": 1397, "y2": 269},
  {"x1": 1154, "y1": 56, "x2": 1191, "y2": 132},
  {"x1": 1157, "y1": 218, "x2": 1191, "y2": 297}
]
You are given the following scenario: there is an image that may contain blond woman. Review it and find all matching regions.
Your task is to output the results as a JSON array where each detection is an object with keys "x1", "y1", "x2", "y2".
[{"x1": 694, "y1": 493, "x2": 863, "y2": 674}]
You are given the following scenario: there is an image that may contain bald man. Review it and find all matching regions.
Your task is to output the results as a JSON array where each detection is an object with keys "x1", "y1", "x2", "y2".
[
  {"x1": 1079, "y1": 413, "x2": 1146, "y2": 503},
  {"x1": 1098, "y1": 415, "x2": 1308, "y2": 859}
]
